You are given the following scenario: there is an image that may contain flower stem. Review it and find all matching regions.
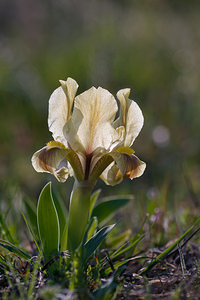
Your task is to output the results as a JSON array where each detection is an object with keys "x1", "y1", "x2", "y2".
[{"x1": 67, "y1": 181, "x2": 93, "y2": 254}]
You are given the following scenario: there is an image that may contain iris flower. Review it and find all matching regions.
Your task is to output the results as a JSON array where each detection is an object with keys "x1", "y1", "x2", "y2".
[
  {"x1": 32, "y1": 77, "x2": 146, "y2": 252},
  {"x1": 32, "y1": 77, "x2": 146, "y2": 186}
]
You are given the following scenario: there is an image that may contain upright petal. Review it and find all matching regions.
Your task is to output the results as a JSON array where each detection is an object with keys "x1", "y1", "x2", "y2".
[
  {"x1": 116, "y1": 88, "x2": 144, "y2": 147},
  {"x1": 65, "y1": 86, "x2": 119, "y2": 155},
  {"x1": 48, "y1": 78, "x2": 78, "y2": 146}
]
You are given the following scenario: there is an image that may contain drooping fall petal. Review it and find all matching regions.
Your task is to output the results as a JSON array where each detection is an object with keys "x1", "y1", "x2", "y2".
[
  {"x1": 100, "y1": 147, "x2": 146, "y2": 186},
  {"x1": 115, "y1": 88, "x2": 144, "y2": 147},
  {"x1": 31, "y1": 141, "x2": 84, "y2": 182},
  {"x1": 64, "y1": 87, "x2": 119, "y2": 155},
  {"x1": 100, "y1": 162, "x2": 122, "y2": 186},
  {"x1": 48, "y1": 78, "x2": 78, "y2": 146},
  {"x1": 31, "y1": 141, "x2": 69, "y2": 182}
]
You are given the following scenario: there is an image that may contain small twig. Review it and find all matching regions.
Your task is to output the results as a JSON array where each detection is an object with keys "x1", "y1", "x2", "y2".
[
  {"x1": 105, "y1": 251, "x2": 115, "y2": 272},
  {"x1": 42, "y1": 251, "x2": 69, "y2": 271},
  {"x1": 178, "y1": 243, "x2": 187, "y2": 277},
  {"x1": 166, "y1": 227, "x2": 200, "y2": 259},
  {"x1": 23, "y1": 230, "x2": 36, "y2": 256}
]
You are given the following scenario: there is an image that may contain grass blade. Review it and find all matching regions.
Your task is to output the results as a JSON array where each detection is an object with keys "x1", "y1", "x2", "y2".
[
  {"x1": 0, "y1": 239, "x2": 31, "y2": 260},
  {"x1": 22, "y1": 213, "x2": 42, "y2": 256},
  {"x1": 103, "y1": 258, "x2": 130, "y2": 275},
  {"x1": 0, "y1": 212, "x2": 15, "y2": 244},
  {"x1": 111, "y1": 235, "x2": 144, "y2": 260},
  {"x1": 0, "y1": 256, "x2": 9, "y2": 269},
  {"x1": 23, "y1": 198, "x2": 39, "y2": 242}
]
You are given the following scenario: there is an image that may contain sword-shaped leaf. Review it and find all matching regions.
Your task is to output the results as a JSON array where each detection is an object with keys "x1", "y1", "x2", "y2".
[
  {"x1": 37, "y1": 182, "x2": 60, "y2": 260},
  {"x1": 82, "y1": 224, "x2": 115, "y2": 263}
]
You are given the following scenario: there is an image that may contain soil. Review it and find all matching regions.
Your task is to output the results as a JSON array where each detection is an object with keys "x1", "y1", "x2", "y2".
[
  {"x1": 121, "y1": 243, "x2": 200, "y2": 299},
  {"x1": 1, "y1": 243, "x2": 200, "y2": 299}
]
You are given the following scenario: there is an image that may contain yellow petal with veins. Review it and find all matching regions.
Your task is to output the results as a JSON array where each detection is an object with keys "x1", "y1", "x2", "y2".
[
  {"x1": 65, "y1": 86, "x2": 119, "y2": 155},
  {"x1": 114, "y1": 146, "x2": 135, "y2": 155}
]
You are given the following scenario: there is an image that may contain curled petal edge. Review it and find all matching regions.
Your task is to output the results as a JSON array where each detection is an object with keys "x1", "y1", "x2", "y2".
[
  {"x1": 93, "y1": 147, "x2": 146, "y2": 186},
  {"x1": 90, "y1": 146, "x2": 146, "y2": 185},
  {"x1": 31, "y1": 141, "x2": 84, "y2": 182},
  {"x1": 110, "y1": 152, "x2": 146, "y2": 182}
]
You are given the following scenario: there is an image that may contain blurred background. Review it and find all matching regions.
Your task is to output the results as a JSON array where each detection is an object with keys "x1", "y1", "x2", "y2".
[{"x1": 0, "y1": 0, "x2": 200, "y2": 240}]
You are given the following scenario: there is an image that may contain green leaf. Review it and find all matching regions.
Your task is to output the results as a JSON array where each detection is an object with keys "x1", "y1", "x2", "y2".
[
  {"x1": 60, "y1": 222, "x2": 68, "y2": 252},
  {"x1": 82, "y1": 224, "x2": 115, "y2": 262},
  {"x1": 87, "y1": 217, "x2": 98, "y2": 241},
  {"x1": 52, "y1": 189, "x2": 67, "y2": 242},
  {"x1": 91, "y1": 196, "x2": 132, "y2": 225},
  {"x1": 0, "y1": 240, "x2": 31, "y2": 260},
  {"x1": 89, "y1": 189, "x2": 101, "y2": 218},
  {"x1": 37, "y1": 182, "x2": 60, "y2": 259}
]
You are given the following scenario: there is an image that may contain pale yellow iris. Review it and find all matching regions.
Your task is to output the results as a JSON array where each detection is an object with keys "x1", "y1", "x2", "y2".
[{"x1": 32, "y1": 78, "x2": 146, "y2": 185}]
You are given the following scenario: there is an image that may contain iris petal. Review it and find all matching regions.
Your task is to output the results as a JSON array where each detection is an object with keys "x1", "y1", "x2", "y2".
[
  {"x1": 110, "y1": 152, "x2": 146, "y2": 179},
  {"x1": 100, "y1": 147, "x2": 146, "y2": 186},
  {"x1": 31, "y1": 141, "x2": 69, "y2": 182},
  {"x1": 48, "y1": 78, "x2": 78, "y2": 146},
  {"x1": 31, "y1": 141, "x2": 84, "y2": 182},
  {"x1": 65, "y1": 86, "x2": 119, "y2": 155},
  {"x1": 116, "y1": 88, "x2": 144, "y2": 147}
]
